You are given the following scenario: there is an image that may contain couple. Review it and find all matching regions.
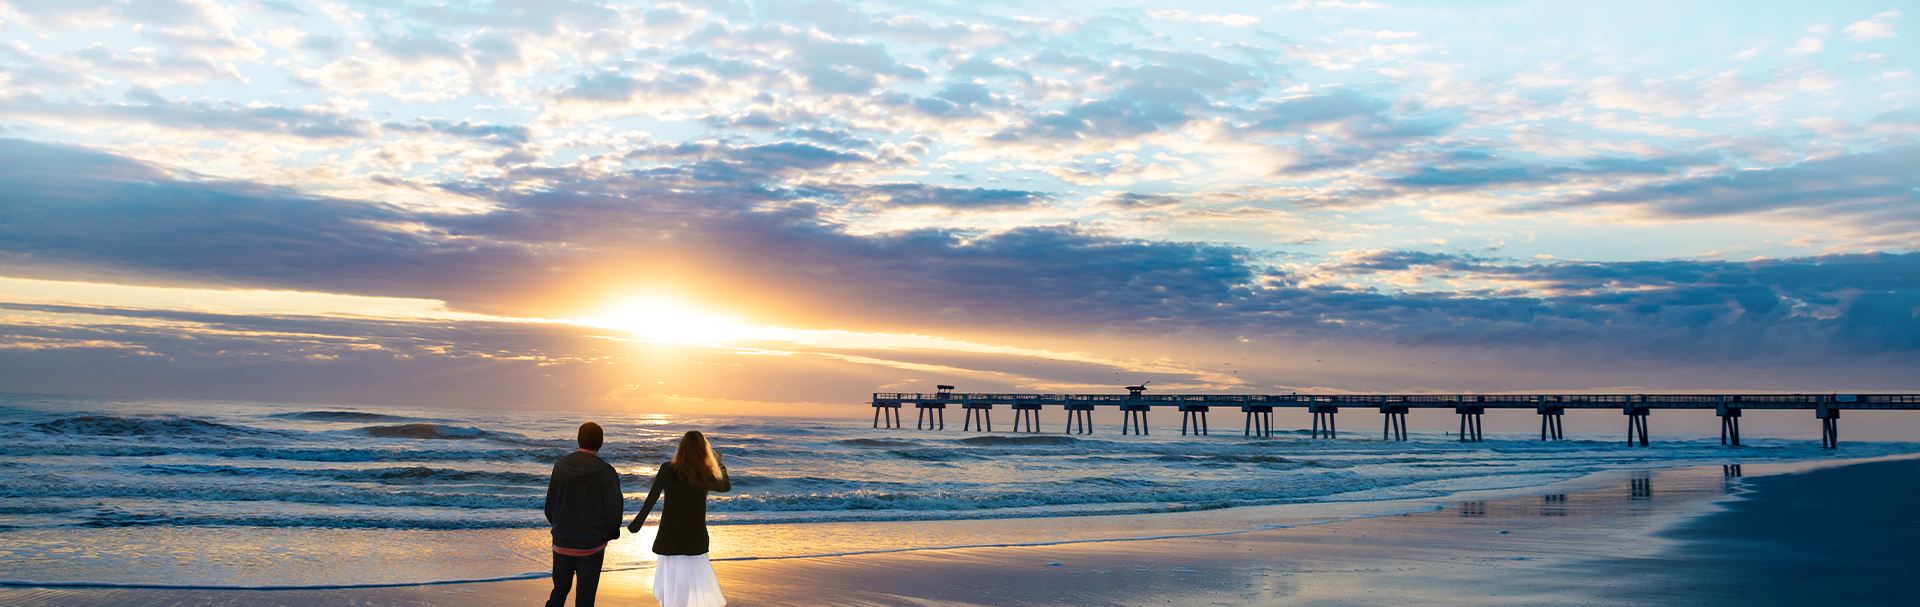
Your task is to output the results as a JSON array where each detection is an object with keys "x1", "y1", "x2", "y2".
[{"x1": 545, "y1": 423, "x2": 731, "y2": 607}]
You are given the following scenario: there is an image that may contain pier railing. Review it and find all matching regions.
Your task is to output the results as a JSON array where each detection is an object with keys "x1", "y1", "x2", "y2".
[{"x1": 869, "y1": 392, "x2": 1920, "y2": 448}]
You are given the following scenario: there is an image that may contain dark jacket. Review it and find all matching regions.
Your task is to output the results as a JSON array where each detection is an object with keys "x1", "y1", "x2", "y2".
[
  {"x1": 545, "y1": 450, "x2": 624, "y2": 550},
  {"x1": 628, "y1": 458, "x2": 731, "y2": 555}
]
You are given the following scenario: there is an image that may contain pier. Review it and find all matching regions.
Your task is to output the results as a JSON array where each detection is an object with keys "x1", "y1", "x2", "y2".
[{"x1": 870, "y1": 391, "x2": 1920, "y2": 449}]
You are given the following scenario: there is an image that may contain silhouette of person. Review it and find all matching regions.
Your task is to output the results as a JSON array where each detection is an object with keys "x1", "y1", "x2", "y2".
[
  {"x1": 630, "y1": 430, "x2": 733, "y2": 607},
  {"x1": 545, "y1": 422, "x2": 623, "y2": 607}
]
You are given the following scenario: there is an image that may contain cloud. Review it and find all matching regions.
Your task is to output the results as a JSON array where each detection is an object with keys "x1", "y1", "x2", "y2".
[
  {"x1": 793, "y1": 36, "x2": 929, "y2": 93},
  {"x1": 815, "y1": 183, "x2": 1051, "y2": 211},
  {"x1": 7, "y1": 139, "x2": 1918, "y2": 366},
  {"x1": 0, "y1": 299, "x2": 634, "y2": 405},
  {"x1": 984, "y1": 53, "x2": 1266, "y2": 147},
  {"x1": 1386, "y1": 154, "x2": 1710, "y2": 190},
  {"x1": 1, "y1": 38, "x2": 247, "y2": 88},
  {"x1": 547, "y1": 69, "x2": 733, "y2": 119},
  {"x1": 2, "y1": 0, "x2": 238, "y2": 30},
  {"x1": 0, "y1": 90, "x2": 377, "y2": 140},
  {"x1": 1310, "y1": 249, "x2": 1920, "y2": 354},
  {"x1": 383, "y1": 118, "x2": 533, "y2": 146},
  {"x1": 1788, "y1": 36, "x2": 1825, "y2": 55},
  {"x1": 1522, "y1": 146, "x2": 1920, "y2": 242},
  {"x1": 1144, "y1": 10, "x2": 1259, "y2": 27},
  {"x1": 1844, "y1": 10, "x2": 1900, "y2": 42},
  {"x1": 1285, "y1": 1, "x2": 1387, "y2": 9},
  {"x1": 1249, "y1": 89, "x2": 1392, "y2": 131},
  {"x1": 3, "y1": 2, "x2": 1918, "y2": 403}
]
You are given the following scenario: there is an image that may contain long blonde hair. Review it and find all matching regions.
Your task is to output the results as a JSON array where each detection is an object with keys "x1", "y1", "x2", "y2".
[{"x1": 670, "y1": 431, "x2": 724, "y2": 490}]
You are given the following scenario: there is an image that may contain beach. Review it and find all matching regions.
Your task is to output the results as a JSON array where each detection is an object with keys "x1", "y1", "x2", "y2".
[{"x1": 6, "y1": 456, "x2": 1912, "y2": 606}]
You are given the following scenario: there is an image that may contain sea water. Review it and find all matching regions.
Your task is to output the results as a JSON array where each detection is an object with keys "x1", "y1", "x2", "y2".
[{"x1": 1, "y1": 392, "x2": 1913, "y2": 589}]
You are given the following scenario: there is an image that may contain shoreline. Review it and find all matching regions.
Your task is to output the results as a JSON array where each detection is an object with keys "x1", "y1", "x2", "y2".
[{"x1": 7, "y1": 455, "x2": 1912, "y2": 606}]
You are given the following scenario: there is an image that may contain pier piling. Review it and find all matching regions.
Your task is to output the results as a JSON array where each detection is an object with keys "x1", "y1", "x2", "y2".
[
  {"x1": 916, "y1": 402, "x2": 946, "y2": 430},
  {"x1": 1012, "y1": 403, "x2": 1042, "y2": 433},
  {"x1": 962, "y1": 403, "x2": 993, "y2": 432},
  {"x1": 1180, "y1": 404, "x2": 1210, "y2": 436},
  {"x1": 1120, "y1": 404, "x2": 1150, "y2": 435},
  {"x1": 1309, "y1": 405, "x2": 1339, "y2": 439},
  {"x1": 1818, "y1": 408, "x2": 1840, "y2": 449},
  {"x1": 1624, "y1": 407, "x2": 1650, "y2": 447},
  {"x1": 1380, "y1": 406, "x2": 1409, "y2": 441},
  {"x1": 1243, "y1": 405, "x2": 1274, "y2": 438},
  {"x1": 1537, "y1": 406, "x2": 1564, "y2": 441},
  {"x1": 1456, "y1": 406, "x2": 1485, "y2": 442},
  {"x1": 873, "y1": 402, "x2": 901, "y2": 429},
  {"x1": 1064, "y1": 403, "x2": 1094, "y2": 435},
  {"x1": 1717, "y1": 407, "x2": 1742, "y2": 446}
]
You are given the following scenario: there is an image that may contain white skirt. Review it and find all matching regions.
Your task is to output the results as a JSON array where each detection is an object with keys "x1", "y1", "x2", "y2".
[{"x1": 654, "y1": 554, "x2": 726, "y2": 607}]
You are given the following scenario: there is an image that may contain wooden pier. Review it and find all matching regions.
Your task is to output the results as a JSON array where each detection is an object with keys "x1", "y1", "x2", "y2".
[{"x1": 870, "y1": 391, "x2": 1920, "y2": 449}]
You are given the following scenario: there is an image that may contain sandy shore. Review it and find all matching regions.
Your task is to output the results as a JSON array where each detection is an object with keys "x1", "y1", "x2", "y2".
[{"x1": 4, "y1": 457, "x2": 1913, "y2": 607}]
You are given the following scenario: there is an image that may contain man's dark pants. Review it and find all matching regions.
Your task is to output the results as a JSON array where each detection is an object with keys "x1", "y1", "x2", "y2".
[{"x1": 545, "y1": 550, "x2": 605, "y2": 607}]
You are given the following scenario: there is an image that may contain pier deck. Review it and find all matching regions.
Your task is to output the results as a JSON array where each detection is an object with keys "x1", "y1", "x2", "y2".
[{"x1": 870, "y1": 392, "x2": 1920, "y2": 448}]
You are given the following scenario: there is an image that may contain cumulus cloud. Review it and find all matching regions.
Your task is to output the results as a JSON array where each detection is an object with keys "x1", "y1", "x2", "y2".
[{"x1": 1844, "y1": 11, "x2": 1900, "y2": 42}]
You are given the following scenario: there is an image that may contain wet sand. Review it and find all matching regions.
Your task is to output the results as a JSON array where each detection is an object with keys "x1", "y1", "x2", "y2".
[
  {"x1": 1591, "y1": 457, "x2": 1920, "y2": 606},
  {"x1": 3, "y1": 458, "x2": 1912, "y2": 606}
]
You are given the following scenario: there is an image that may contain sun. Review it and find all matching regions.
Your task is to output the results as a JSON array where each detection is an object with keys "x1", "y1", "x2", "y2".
[{"x1": 581, "y1": 296, "x2": 753, "y2": 342}]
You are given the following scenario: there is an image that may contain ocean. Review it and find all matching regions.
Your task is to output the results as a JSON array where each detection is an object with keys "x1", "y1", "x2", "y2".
[{"x1": 2, "y1": 392, "x2": 1913, "y2": 590}]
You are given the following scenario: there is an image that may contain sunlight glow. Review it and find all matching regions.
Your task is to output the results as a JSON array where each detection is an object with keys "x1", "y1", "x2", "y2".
[{"x1": 580, "y1": 296, "x2": 754, "y2": 342}]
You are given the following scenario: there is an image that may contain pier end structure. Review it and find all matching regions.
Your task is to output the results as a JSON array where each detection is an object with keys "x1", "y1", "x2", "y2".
[{"x1": 873, "y1": 391, "x2": 1920, "y2": 448}]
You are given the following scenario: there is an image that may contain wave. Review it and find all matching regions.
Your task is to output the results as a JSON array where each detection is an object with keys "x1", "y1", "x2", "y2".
[
  {"x1": 273, "y1": 411, "x2": 415, "y2": 422},
  {"x1": 885, "y1": 448, "x2": 987, "y2": 461},
  {"x1": 0, "y1": 482, "x2": 544, "y2": 511},
  {"x1": 1071, "y1": 476, "x2": 1169, "y2": 487},
  {"x1": 134, "y1": 464, "x2": 553, "y2": 486},
  {"x1": 953, "y1": 435, "x2": 1079, "y2": 446},
  {"x1": 359, "y1": 423, "x2": 486, "y2": 440},
  {"x1": 831, "y1": 439, "x2": 917, "y2": 447},
  {"x1": 707, "y1": 470, "x2": 1472, "y2": 515},
  {"x1": 74, "y1": 507, "x2": 547, "y2": 530},
  {"x1": 16, "y1": 415, "x2": 284, "y2": 439},
  {"x1": 0, "y1": 444, "x2": 571, "y2": 462}
]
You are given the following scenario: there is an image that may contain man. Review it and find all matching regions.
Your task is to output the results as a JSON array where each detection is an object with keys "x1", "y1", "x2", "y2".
[{"x1": 545, "y1": 422, "x2": 624, "y2": 607}]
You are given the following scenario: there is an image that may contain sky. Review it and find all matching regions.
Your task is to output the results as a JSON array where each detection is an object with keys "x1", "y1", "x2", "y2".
[{"x1": 0, "y1": 0, "x2": 1916, "y2": 418}]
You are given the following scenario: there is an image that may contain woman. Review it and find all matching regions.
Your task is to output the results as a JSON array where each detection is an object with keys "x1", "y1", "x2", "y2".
[{"x1": 629, "y1": 430, "x2": 732, "y2": 607}]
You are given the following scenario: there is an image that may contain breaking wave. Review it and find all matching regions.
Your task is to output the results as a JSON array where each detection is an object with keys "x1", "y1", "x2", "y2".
[
  {"x1": 273, "y1": 411, "x2": 416, "y2": 422},
  {"x1": 359, "y1": 423, "x2": 486, "y2": 440},
  {"x1": 17, "y1": 415, "x2": 283, "y2": 439}
]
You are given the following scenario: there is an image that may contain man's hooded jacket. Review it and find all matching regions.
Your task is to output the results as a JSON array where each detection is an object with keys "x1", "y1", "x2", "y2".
[{"x1": 545, "y1": 451, "x2": 624, "y2": 550}]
